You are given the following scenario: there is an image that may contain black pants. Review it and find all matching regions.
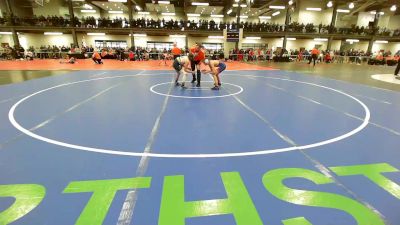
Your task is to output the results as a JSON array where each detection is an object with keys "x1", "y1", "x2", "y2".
[
  {"x1": 190, "y1": 59, "x2": 201, "y2": 84},
  {"x1": 173, "y1": 59, "x2": 182, "y2": 72},
  {"x1": 308, "y1": 54, "x2": 317, "y2": 66},
  {"x1": 395, "y1": 60, "x2": 400, "y2": 76},
  {"x1": 93, "y1": 58, "x2": 102, "y2": 64}
]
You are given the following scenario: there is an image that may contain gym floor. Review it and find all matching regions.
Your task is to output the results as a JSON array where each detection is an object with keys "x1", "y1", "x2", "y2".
[{"x1": 0, "y1": 60, "x2": 399, "y2": 225}]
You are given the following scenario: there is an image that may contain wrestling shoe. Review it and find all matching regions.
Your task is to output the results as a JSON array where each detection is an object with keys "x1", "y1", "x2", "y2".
[{"x1": 211, "y1": 86, "x2": 220, "y2": 90}]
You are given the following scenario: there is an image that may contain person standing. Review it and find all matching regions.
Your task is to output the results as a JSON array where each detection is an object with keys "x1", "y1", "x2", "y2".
[
  {"x1": 308, "y1": 47, "x2": 320, "y2": 67},
  {"x1": 160, "y1": 48, "x2": 169, "y2": 66},
  {"x1": 189, "y1": 43, "x2": 199, "y2": 84},
  {"x1": 193, "y1": 45, "x2": 206, "y2": 87}
]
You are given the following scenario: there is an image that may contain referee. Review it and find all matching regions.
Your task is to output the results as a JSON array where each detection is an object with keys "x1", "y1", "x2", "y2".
[
  {"x1": 189, "y1": 43, "x2": 199, "y2": 85},
  {"x1": 193, "y1": 45, "x2": 206, "y2": 87}
]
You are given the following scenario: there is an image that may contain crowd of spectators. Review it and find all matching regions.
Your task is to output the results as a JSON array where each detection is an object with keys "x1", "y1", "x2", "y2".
[
  {"x1": 227, "y1": 47, "x2": 399, "y2": 66},
  {"x1": 0, "y1": 14, "x2": 70, "y2": 27},
  {"x1": 14, "y1": 15, "x2": 69, "y2": 27},
  {"x1": 81, "y1": 17, "x2": 129, "y2": 29},
  {"x1": 1, "y1": 42, "x2": 398, "y2": 67},
  {"x1": 0, "y1": 45, "x2": 26, "y2": 60},
  {"x1": 241, "y1": 22, "x2": 393, "y2": 36},
  {"x1": 0, "y1": 44, "x2": 177, "y2": 61},
  {"x1": 0, "y1": 42, "x2": 225, "y2": 62},
  {"x1": 1, "y1": 14, "x2": 400, "y2": 37},
  {"x1": 79, "y1": 17, "x2": 225, "y2": 31},
  {"x1": 0, "y1": 44, "x2": 89, "y2": 60}
]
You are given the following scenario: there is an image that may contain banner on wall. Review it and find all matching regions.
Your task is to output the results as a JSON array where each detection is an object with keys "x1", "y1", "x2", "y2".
[{"x1": 227, "y1": 28, "x2": 240, "y2": 43}]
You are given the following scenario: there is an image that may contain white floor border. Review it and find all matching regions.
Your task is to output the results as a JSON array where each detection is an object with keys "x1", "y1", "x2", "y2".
[{"x1": 371, "y1": 74, "x2": 400, "y2": 85}]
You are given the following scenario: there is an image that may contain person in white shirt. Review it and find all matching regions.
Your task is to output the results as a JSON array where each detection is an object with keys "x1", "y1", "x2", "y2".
[{"x1": 172, "y1": 55, "x2": 193, "y2": 88}]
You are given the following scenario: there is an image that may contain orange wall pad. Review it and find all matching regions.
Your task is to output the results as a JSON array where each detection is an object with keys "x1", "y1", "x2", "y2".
[{"x1": 0, "y1": 60, "x2": 277, "y2": 71}]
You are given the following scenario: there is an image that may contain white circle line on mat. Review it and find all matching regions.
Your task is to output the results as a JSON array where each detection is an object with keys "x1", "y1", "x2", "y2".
[
  {"x1": 150, "y1": 81, "x2": 243, "y2": 99},
  {"x1": 8, "y1": 74, "x2": 370, "y2": 158}
]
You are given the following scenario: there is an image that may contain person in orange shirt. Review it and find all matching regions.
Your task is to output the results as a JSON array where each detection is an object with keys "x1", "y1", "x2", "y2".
[
  {"x1": 324, "y1": 53, "x2": 332, "y2": 63},
  {"x1": 193, "y1": 46, "x2": 206, "y2": 87},
  {"x1": 376, "y1": 53, "x2": 384, "y2": 61},
  {"x1": 308, "y1": 47, "x2": 320, "y2": 67},
  {"x1": 92, "y1": 50, "x2": 103, "y2": 64},
  {"x1": 189, "y1": 44, "x2": 199, "y2": 84},
  {"x1": 189, "y1": 43, "x2": 205, "y2": 86},
  {"x1": 171, "y1": 43, "x2": 181, "y2": 60}
]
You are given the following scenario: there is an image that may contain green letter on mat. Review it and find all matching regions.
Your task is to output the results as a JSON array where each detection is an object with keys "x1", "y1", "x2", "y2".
[
  {"x1": 0, "y1": 184, "x2": 46, "y2": 225},
  {"x1": 158, "y1": 172, "x2": 262, "y2": 225},
  {"x1": 263, "y1": 168, "x2": 384, "y2": 225},
  {"x1": 63, "y1": 177, "x2": 151, "y2": 225},
  {"x1": 330, "y1": 163, "x2": 400, "y2": 199}
]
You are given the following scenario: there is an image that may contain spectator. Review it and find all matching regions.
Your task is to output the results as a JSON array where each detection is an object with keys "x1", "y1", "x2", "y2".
[
  {"x1": 129, "y1": 50, "x2": 135, "y2": 61},
  {"x1": 324, "y1": 53, "x2": 332, "y2": 63}
]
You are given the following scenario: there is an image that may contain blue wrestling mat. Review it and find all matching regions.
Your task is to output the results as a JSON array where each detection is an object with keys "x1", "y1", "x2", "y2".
[{"x1": 0, "y1": 69, "x2": 399, "y2": 225}]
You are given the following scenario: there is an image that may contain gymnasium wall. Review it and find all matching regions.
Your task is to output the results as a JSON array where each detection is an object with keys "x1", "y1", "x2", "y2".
[
  {"x1": 335, "y1": 14, "x2": 357, "y2": 28},
  {"x1": 19, "y1": 33, "x2": 74, "y2": 49},
  {"x1": 270, "y1": 11, "x2": 286, "y2": 24},
  {"x1": 357, "y1": 12, "x2": 375, "y2": 27},
  {"x1": 188, "y1": 37, "x2": 224, "y2": 48},
  {"x1": 1, "y1": 34, "x2": 399, "y2": 54},
  {"x1": 32, "y1": 0, "x2": 69, "y2": 17},
  {"x1": 0, "y1": 0, "x2": 33, "y2": 17},
  {"x1": 373, "y1": 42, "x2": 400, "y2": 54},
  {"x1": 286, "y1": 39, "x2": 342, "y2": 51},
  {"x1": 388, "y1": 15, "x2": 400, "y2": 30},
  {"x1": 76, "y1": 34, "x2": 129, "y2": 48},
  {"x1": 297, "y1": 0, "x2": 332, "y2": 25},
  {"x1": 341, "y1": 41, "x2": 369, "y2": 51},
  {"x1": 133, "y1": 35, "x2": 186, "y2": 48},
  {"x1": 0, "y1": 34, "x2": 14, "y2": 46}
]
